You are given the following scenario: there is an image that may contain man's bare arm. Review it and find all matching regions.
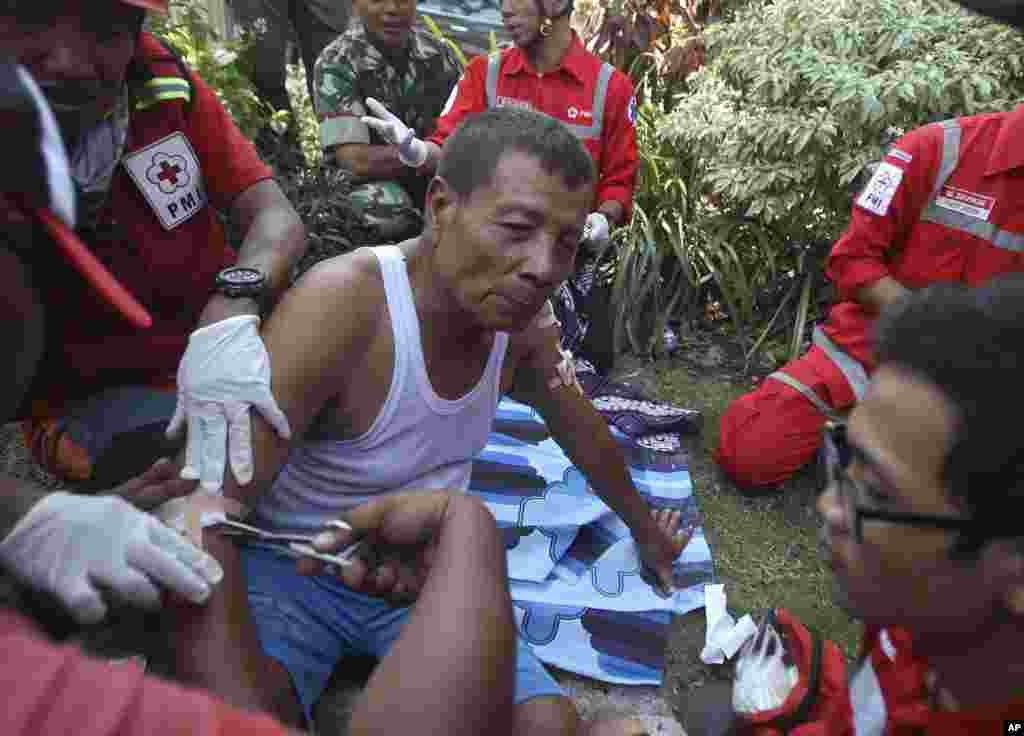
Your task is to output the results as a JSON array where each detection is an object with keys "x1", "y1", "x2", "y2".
[
  {"x1": 209, "y1": 251, "x2": 381, "y2": 503},
  {"x1": 345, "y1": 494, "x2": 517, "y2": 736},
  {"x1": 163, "y1": 252, "x2": 381, "y2": 721},
  {"x1": 508, "y1": 324, "x2": 681, "y2": 589}
]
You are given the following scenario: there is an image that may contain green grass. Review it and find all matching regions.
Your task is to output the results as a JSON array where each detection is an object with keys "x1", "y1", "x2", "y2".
[{"x1": 651, "y1": 361, "x2": 862, "y2": 659}]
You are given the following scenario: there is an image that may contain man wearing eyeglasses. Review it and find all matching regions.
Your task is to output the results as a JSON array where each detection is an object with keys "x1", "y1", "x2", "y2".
[
  {"x1": 816, "y1": 276, "x2": 1024, "y2": 734},
  {"x1": 686, "y1": 277, "x2": 1024, "y2": 736}
]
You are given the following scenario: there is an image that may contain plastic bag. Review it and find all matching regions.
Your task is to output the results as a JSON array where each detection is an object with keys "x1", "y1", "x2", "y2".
[{"x1": 733, "y1": 614, "x2": 800, "y2": 714}]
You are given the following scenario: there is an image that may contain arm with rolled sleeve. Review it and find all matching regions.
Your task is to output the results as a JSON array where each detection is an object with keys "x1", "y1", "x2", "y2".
[
  {"x1": 826, "y1": 124, "x2": 943, "y2": 310},
  {"x1": 593, "y1": 71, "x2": 639, "y2": 225},
  {"x1": 316, "y1": 52, "x2": 408, "y2": 180}
]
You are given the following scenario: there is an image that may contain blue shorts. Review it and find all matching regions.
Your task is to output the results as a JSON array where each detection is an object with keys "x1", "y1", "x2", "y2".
[{"x1": 240, "y1": 544, "x2": 564, "y2": 724}]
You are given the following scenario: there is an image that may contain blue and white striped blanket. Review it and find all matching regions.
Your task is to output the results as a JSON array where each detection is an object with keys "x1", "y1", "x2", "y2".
[{"x1": 467, "y1": 398, "x2": 715, "y2": 685}]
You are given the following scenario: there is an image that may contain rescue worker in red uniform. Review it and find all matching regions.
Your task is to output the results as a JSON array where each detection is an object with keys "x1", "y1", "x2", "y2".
[
  {"x1": 716, "y1": 99, "x2": 1024, "y2": 492},
  {"x1": 0, "y1": 0, "x2": 307, "y2": 502}
]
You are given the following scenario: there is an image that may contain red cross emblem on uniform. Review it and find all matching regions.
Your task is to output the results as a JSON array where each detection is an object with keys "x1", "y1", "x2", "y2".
[{"x1": 157, "y1": 160, "x2": 182, "y2": 186}]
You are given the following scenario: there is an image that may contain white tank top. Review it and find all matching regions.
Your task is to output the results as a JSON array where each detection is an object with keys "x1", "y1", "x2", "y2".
[{"x1": 253, "y1": 245, "x2": 509, "y2": 532}]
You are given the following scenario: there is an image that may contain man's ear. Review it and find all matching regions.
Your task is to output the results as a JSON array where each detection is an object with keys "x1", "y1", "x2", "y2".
[{"x1": 425, "y1": 176, "x2": 455, "y2": 243}]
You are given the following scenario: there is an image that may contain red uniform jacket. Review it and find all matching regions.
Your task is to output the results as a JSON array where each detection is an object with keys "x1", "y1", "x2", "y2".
[
  {"x1": 33, "y1": 33, "x2": 271, "y2": 404},
  {"x1": 840, "y1": 626, "x2": 1024, "y2": 735},
  {"x1": 823, "y1": 106, "x2": 1024, "y2": 372},
  {"x1": 429, "y1": 34, "x2": 639, "y2": 219}
]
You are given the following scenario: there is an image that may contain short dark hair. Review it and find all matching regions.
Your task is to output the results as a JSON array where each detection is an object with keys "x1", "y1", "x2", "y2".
[
  {"x1": 874, "y1": 275, "x2": 1024, "y2": 555},
  {"x1": 436, "y1": 107, "x2": 594, "y2": 201}
]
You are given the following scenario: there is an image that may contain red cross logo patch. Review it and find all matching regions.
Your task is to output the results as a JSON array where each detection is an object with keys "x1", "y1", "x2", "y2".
[
  {"x1": 147, "y1": 153, "x2": 191, "y2": 194},
  {"x1": 123, "y1": 132, "x2": 207, "y2": 231}
]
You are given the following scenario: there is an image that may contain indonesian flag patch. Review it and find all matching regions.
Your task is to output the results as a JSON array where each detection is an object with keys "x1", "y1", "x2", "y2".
[{"x1": 122, "y1": 131, "x2": 207, "y2": 230}]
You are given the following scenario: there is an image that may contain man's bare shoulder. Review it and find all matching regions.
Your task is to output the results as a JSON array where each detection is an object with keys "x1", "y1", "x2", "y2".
[
  {"x1": 265, "y1": 248, "x2": 385, "y2": 363},
  {"x1": 291, "y1": 248, "x2": 384, "y2": 322}
]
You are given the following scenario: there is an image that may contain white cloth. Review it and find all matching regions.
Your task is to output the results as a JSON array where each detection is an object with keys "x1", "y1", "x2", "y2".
[
  {"x1": 700, "y1": 583, "x2": 757, "y2": 664},
  {"x1": 361, "y1": 97, "x2": 428, "y2": 167},
  {"x1": 0, "y1": 493, "x2": 223, "y2": 624},
  {"x1": 253, "y1": 245, "x2": 509, "y2": 531},
  {"x1": 168, "y1": 315, "x2": 292, "y2": 493}
]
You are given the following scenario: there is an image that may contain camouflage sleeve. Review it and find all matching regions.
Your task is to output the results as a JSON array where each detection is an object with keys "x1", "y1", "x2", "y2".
[{"x1": 315, "y1": 50, "x2": 370, "y2": 149}]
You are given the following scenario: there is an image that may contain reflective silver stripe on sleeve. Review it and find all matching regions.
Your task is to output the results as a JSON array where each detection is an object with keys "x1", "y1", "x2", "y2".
[
  {"x1": 917, "y1": 116, "x2": 1024, "y2": 252},
  {"x1": 485, "y1": 53, "x2": 500, "y2": 109},
  {"x1": 930, "y1": 118, "x2": 961, "y2": 200},
  {"x1": 764, "y1": 371, "x2": 837, "y2": 419},
  {"x1": 920, "y1": 205, "x2": 1024, "y2": 252},
  {"x1": 813, "y1": 325, "x2": 869, "y2": 401}
]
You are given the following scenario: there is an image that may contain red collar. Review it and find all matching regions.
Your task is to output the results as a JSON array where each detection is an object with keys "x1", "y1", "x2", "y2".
[
  {"x1": 503, "y1": 32, "x2": 591, "y2": 84},
  {"x1": 985, "y1": 104, "x2": 1024, "y2": 176}
]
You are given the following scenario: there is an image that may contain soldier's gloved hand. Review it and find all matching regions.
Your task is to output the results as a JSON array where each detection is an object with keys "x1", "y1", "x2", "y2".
[
  {"x1": 0, "y1": 490, "x2": 223, "y2": 625},
  {"x1": 361, "y1": 97, "x2": 428, "y2": 168},
  {"x1": 582, "y1": 211, "x2": 611, "y2": 252},
  {"x1": 167, "y1": 315, "x2": 292, "y2": 492}
]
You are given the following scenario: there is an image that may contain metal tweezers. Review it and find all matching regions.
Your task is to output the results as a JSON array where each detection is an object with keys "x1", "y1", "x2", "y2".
[{"x1": 214, "y1": 517, "x2": 366, "y2": 567}]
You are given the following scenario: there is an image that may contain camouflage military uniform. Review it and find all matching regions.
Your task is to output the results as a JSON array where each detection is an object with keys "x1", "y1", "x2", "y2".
[{"x1": 315, "y1": 18, "x2": 462, "y2": 214}]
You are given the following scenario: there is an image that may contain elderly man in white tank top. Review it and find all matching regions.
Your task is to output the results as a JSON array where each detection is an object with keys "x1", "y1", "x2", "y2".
[{"x1": 163, "y1": 107, "x2": 688, "y2": 736}]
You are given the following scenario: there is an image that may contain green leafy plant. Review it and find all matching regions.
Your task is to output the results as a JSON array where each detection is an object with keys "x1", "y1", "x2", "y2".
[
  {"x1": 621, "y1": 0, "x2": 1024, "y2": 363},
  {"x1": 148, "y1": 0, "x2": 278, "y2": 142}
]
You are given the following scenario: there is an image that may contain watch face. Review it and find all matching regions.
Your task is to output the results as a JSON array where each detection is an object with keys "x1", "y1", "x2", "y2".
[{"x1": 222, "y1": 267, "x2": 263, "y2": 285}]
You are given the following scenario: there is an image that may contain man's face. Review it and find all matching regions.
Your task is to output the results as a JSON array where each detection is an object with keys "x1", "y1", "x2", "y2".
[
  {"x1": 429, "y1": 150, "x2": 591, "y2": 333},
  {"x1": 0, "y1": 0, "x2": 143, "y2": 136},
  {"x1": 502, "y1": 0, "x2": 544, "y2": 49},
  {"x1": 817, "y1": 365, "x2": 1010, "y2": 640},
  {"x1": 359, "y1": 0, "x2": 416, "y2": 49}
]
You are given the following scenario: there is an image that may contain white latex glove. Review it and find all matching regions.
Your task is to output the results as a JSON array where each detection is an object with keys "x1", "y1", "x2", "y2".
[
  {"x1": 361, "y1": 97, "x2": 428, "y2": 168},
  {"x1": 582, "y1": 211, "x2": 611, "y2": 251},
  {"x1": 166, "y1": 314, "x2": 292, "y2": 492},
  {"x1": 0, "y1": 492, "x2": 224, "y2": 625}
]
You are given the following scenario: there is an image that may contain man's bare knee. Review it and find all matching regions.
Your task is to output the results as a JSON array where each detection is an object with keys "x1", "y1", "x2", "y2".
[{"x1": 0, "y1": 247, "x2": 45, "y2": 421}]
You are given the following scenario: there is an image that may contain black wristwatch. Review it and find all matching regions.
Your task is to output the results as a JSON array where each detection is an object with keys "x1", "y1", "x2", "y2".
[{"x1": 215, "y1": 267, "x2": 269, "y2": 307}]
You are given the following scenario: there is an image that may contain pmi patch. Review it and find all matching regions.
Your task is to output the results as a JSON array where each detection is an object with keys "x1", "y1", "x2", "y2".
[
  {"x1": 122, "y1": 132, "x2": 207, "y2": 231},
  {"x1": 856, "y1": 161, "x2": 904, "y2": 217}
]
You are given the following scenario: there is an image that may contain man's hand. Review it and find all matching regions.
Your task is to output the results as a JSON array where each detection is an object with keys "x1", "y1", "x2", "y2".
[
  {"x1": 856, "y1": 275, "x2": 911, "y2": 315},
  {"x1": 167, "y1": 315, "x2": 292, "y2": 492},
  {"x1": 582, "y1": 211, "x2": 611, "y2": 252},
  {"x1": 635, "y1": 507, "x2": 691, "y2": 595},
  {"x1": 296, "y1": 492, "x2": 457, "y2": 604},
  {"x1": 111, "y1": 456, "x2": 201, "y2": 511},
  {"x1": 0, "y1": 476, "x2": 224, "y2": 625},
  {"x1": 361, "y1": 98, "x2": 428, "y2": 168}
]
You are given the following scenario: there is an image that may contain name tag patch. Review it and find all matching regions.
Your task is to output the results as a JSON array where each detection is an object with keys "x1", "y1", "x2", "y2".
[
  {"x1": 856, "y1": 161, "x2": 904, "y2": 217},
  {"x1": 934, "y1": 185, "x2": 995, "y2": 221},
  {"x1": 122, "y1": 132, "x2": 206, "y2": 231}
]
